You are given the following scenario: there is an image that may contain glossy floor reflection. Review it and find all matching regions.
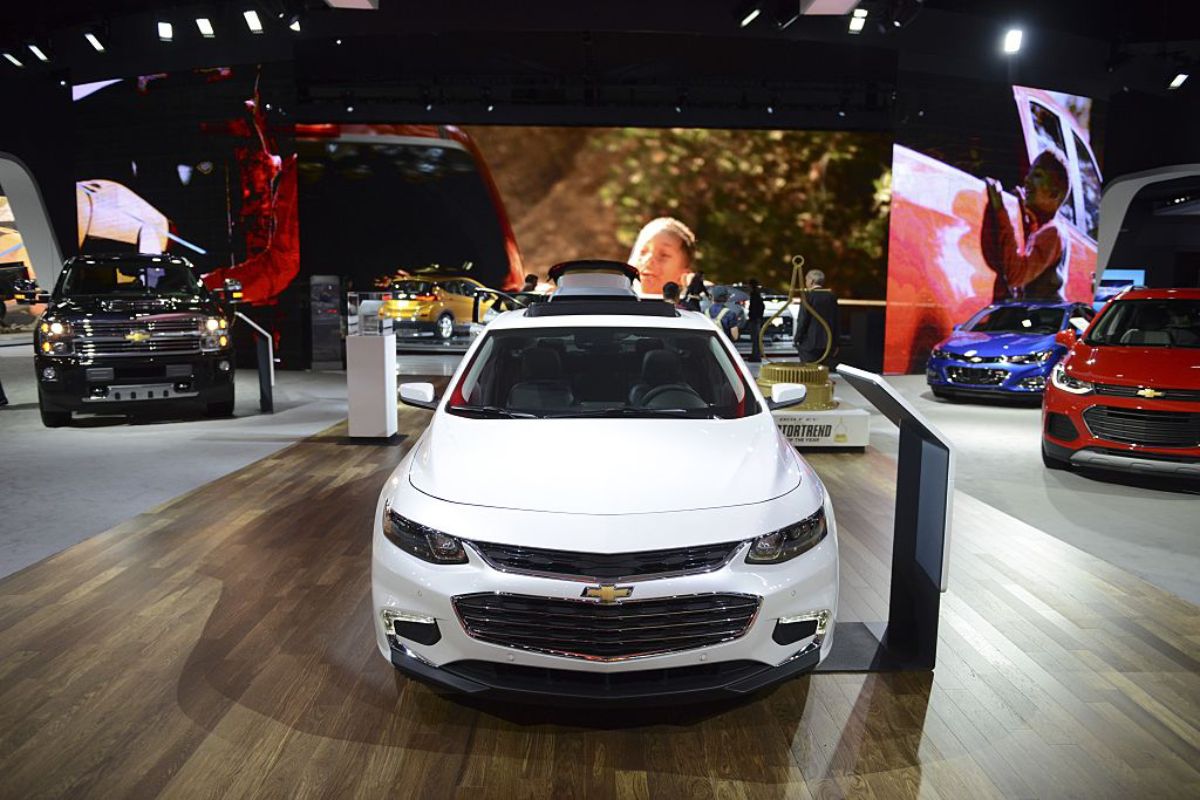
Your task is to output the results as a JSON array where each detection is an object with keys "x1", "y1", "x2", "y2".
[{"x1": 0, "y1": 400, "x2": 1197, "y2": 798}]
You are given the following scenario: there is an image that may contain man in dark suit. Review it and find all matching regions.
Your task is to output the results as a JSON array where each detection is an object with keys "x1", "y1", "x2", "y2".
[{"x1": 794, "y1": 269, "x2": 839, "y2": 364}]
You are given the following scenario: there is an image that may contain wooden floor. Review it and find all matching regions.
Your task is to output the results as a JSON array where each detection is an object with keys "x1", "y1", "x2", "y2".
[{"x1": 1, "y1": 401, "x2": 1198, "y2": 799}]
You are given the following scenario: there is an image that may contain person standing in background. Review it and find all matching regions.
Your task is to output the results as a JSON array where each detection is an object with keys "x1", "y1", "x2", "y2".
[
  {"x1": 794, "y1": 269, "x2": 839, "y2": 364},
  {"x1": 661, "y1": 281, "x2": 687, "y2": 310},
  {"x1": 747, "y1": 279, "x2": 765, "y2": 362},
  {"x1": 706, "y1": 287, "x2": 741, "y2": 341},
  {"x1": 522, "y1": 274, "x2": 539, "y2": 293}
]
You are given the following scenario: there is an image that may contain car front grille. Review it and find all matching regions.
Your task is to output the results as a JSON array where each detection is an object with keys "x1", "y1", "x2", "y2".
[
  {"x1": 1094, "y1": 383, "x2": 1200, "y2": 403},
  {"x1": 946, "y1": 366, "x2": 1008, "y2": 386},
  {"x1": 943, "y1": 352, "x2": 1006, "y2": 363},
  {"x1": 453, "y1": 592, "x2": 760, "y2": 661},
  {"x1": 469, "y1": 540, "x2": 742, "y2": 581},
  {"x1": 76, "y1": 316, "x2": 204, "y2": 357},
  {"x1": 1082, "y1": 406, "x2": 1200, "y2": 448}
]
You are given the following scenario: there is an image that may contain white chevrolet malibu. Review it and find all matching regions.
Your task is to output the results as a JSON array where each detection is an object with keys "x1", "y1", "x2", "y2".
[{"x1": 372, "y1": 261, "x2": 838, "y2": 702}]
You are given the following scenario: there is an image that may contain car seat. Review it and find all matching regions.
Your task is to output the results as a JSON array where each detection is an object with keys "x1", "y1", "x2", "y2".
[
  {"x1": 629, "y1": 349, "x2": 706, "y2": 409},
  {"x1": 505, "y1": 347, "x2": 575, "y2": 411}
]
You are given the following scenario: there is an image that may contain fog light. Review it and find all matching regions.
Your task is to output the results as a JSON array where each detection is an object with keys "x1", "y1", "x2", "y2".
[
  {"x1": 218, "y1": 360, "x2": 231, "y2": 372},
  {"x1": 380, "y1": 608, "x2": 441, "y2": 646},
  {"x1": 773, "y1": 609, "x2": 832, "y2": 646},
  {"x1": 41, "y1": 366, "x2": 58, "y2": 381},
  {"x1": 218, "y1": 335, "x2": 228, "y2": 347}
]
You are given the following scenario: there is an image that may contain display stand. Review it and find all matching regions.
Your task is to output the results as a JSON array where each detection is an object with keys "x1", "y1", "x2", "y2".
[
  {"x1": 815, "y1": 364, "x2": 954, "y2": 672},
  {"x1": 346, "y1": 333, "x2": 398, "y2": 438},
  {"x1": 772, "y1": 403, "x2": 870, "y2": 448}
]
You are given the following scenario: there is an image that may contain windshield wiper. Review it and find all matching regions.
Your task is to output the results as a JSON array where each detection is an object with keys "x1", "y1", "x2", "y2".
[
  {"x1": 446, "y1": 404, "x2": 540, "y2": 419},
  {"x1": 546, "y1": 407, "x2": 717, "y2": 419}
]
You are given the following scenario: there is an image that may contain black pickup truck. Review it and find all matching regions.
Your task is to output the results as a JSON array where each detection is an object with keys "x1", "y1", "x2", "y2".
[{"x1": 34, "y1": 253, "x2": 235, "y2": 427}]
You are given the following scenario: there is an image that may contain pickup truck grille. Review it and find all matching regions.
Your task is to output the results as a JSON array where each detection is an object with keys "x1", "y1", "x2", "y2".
[
  {"x1": 469, "y1": 540, "x2": 742, "y2": 581},
  {"x1": 76, "y1": 316, "x2": 204, "y2": 357},
  {"x1": 453, "y1": 592, "x2": 760, "y2": 661}
]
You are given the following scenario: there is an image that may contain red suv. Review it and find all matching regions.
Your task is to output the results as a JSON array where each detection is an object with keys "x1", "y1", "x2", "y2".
[{"x1": 1042, "y1": 288, "x2": 1200, "y2": 477}]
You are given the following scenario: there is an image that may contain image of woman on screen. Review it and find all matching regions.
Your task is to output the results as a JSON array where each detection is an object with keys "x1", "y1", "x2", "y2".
[
  {"x1": 980, "y1": 148, "x2": 1071, "y2": 302},
  {"x1": 628, "y1": 216, "x2": 697, "y2": 296}
]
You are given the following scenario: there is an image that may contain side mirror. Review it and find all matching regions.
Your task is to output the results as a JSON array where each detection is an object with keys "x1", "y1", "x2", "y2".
[
  {"x1": 951, "y1": 323, "x2": 962, "y2": 331},
  {"x1": 219, "y1": 278, "x2": 244, "y2": 307},
  {"x1": 1068, "y1": 316, "x2": 1090, "y2": 333},
  {"x1": 767, "y1": 382, "x2": 807, "y2": 411},
  {"x1": 1054, "y1": 328, "x2": 1077, "y2": 348},
  {"x1": 399, "y1": 382, "x2": 438, "y2": 410}
]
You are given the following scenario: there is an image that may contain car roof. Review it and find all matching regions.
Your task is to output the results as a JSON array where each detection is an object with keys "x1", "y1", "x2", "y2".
[
  {"x1": 1113, "y1": 287, "x2": 1200, "y2": 301},
  {"x1": 393, "y1": 274, "x2": 480, "y2": 283},
  {"x1": 486, "y1": 306, "x2": 714, "y2": 332},
  {"x1": 70, "y1": 253, "x2": 191, "y2": 267}
]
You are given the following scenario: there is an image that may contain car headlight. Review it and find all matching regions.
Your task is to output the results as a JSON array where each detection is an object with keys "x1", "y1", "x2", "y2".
[
  {"x1": 37, "y1": 319, "x2": 74, "y2": 354},
  {"x1": 1051, "y1": 363, "x2": 1093, "y2": 395},
  {"x1": 1008, "y1": 350, "x2": 1054, "y2": 365},
  {"x1": 382, "y1": 504, "x2": 467, "y2": 564},
  {"x1": 204, "y1": 317, "x2": 227, "y2": 332},
  {"x1": 746, "y1": 507, "x2": 827, "y2": 564}
]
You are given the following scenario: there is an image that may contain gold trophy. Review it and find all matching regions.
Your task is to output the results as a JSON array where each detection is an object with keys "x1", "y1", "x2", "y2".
[{"x1": 755, "y1": 255, "x2": 837, "y2": 410}]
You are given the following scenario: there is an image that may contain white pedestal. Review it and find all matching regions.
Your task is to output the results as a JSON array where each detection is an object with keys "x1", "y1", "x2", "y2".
[
  {"x1": 347, "y1": 334, "x2": 397, "y2": 438},
  {"x1": 772, "y1": 399, "x2": 870, "y2": 448}
]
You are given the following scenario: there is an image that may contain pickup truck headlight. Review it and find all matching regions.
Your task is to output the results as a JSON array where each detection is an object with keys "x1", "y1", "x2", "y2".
[
  {"x1": 746, "y1": 507, "x2": 827, "y2": 564},
  {"x1": 1051, "y1": 363, "x2": 1093, "y2": 395},
  {"x1": 37, "y1": 319, "x2": 74, "y2": 355},
  {"x1": 382, "y1": 504, "x2": 467, "y2": 564},
  {"x1": 1007, "y1": 350, "x2": 1053, "y2": 365},
  {"x1": 200, "y1": 318, "x2": 230, "y2": 351}
]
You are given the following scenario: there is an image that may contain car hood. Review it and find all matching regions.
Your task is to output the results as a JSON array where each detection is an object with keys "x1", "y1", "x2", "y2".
[
  {"x1": 1066, "y1": 343, "x2": 1200, "y2": 388},
  {"x1": 408, "y1": 413, "x2": 802, "y2": 514},
  {"x1": 51, "y1": 295, "x2": 213, "y2": 317},
  {"x1": 940, "y1": 330, "x2": 1058, "y2": 357}
]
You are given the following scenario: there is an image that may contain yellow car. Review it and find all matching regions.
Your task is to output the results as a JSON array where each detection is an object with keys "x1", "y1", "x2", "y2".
[{"x1": 380, "y1": 276, "x2": 494, "y2": 340}]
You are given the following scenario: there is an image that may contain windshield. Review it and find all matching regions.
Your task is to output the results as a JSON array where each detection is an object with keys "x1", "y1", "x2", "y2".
[
  {"x1": 967, "y1": 306, "x2": 1064, "y2": 334},
  {"x1": 390, "y1": 280, "x2": 435, "y2": 298},
  {"x1": 447, "y1": 326, "x2": 760, "y2": 419},
  {"x1": 1085, "y1": 299, "x2": 1200, "y2": 348},
  {"x1": 61, "y1": 261, "x2": 202, "y2": 298}
]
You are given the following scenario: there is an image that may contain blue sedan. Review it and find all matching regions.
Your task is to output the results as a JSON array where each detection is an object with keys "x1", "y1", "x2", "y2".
[{"x1": 926, "y1": 301, "x2": 1095, "y2": 400}]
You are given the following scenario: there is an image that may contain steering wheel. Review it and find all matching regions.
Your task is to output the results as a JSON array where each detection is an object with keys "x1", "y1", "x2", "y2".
[{"x1": 639, "y1": 383, "x2": 707, "y2": 409}]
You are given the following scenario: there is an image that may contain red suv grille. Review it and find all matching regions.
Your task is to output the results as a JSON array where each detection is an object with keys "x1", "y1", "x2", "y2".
[{"x1": 1082, "y1": 406, "x2": 1200, "y2": 448}]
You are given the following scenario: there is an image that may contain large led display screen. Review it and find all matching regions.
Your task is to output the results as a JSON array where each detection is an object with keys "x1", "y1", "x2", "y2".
[
  {"x1": 72, "y1": 67, "x2": 298, "y2": 307},
  {"x1": 884, "y1": 85, "x2": 1104, "y2": 373},
  {"x1": 296, "y1": 125, "x2": 893, "y2": 300}
]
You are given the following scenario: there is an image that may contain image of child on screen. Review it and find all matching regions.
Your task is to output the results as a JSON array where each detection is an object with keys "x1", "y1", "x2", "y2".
[
  {"x1": 628, "y1": 217, "x2": 696, "y2": 296},
  {"x1": 980, "y1": 148, "x2": 1071, "y2": 302}
]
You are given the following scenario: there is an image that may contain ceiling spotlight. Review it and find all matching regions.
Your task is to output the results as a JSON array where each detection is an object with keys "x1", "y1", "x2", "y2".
[
  {"x1": 158, "y1": 22, "x2": 174, "y2": 42},
  {"x1": 289, "y1": 19, "x2": 301, "y2": 32},
  {"x1": 1169, "y1": 73, "x2": 1189, "y2": 89},
  {"x1": 335, "y1": 38, "x2": 343, "y2": 45},
  {"x1": 740, "y1": 5, "x2": 761, "y2": 28},
  {"x1": 59, "y1": 79, "x2": 67, "y2": 87},
  {"x1": 243, "y1": 10, "x2": 264, "y2": 34},
  {"x1": 3, "y1": 52, "x2": 23, "y2": 68},
  {"x1": 766, "y1": 104, "x2": 775, "y2": 114},
  {"x1": 84, "y1": 32, "x2": 106, "y2": 52},
  {"x1": 196, "y1": 18, "x2": 215, "y2": 38},
  {"x1": 345, "y1": 103, "x2": 354, "y2": 112},
  {"x1": 1002, "y1": 28, "x2": 1023, "y2": 54},
  {"x1": 28, "y1": 44, "x2": 50, "y2": 62}
]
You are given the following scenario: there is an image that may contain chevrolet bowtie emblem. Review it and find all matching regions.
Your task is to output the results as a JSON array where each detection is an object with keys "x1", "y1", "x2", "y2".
[
  {"x1": 125, "y1": 330, "x2": 150, "y2": 343},
  {"x1": 1136, "y1": 387, "x2": 1165, "y2": 399},
  {"x1": 582, "y1": 584, "x2": 633, "y2": 604}
]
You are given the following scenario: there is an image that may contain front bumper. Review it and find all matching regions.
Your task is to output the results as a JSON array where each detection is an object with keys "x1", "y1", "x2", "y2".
[
  {"x1": 926, "y1": 357, "x2": 1053, "y2": 395},
  {"x1": 1043, "y1": 387, "x2": 1200, "y2": 478},
  {"x1": 372, "y1": 499, "x2": 838, "y2": 702},
  {"x1": 35, "y1": 352, "x2": 234, "y2": 412}
]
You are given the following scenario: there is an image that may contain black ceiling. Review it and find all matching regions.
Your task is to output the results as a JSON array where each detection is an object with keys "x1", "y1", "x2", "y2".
[{"x1": 2, "y1": 0, "x2": 1198, "y2": 102}]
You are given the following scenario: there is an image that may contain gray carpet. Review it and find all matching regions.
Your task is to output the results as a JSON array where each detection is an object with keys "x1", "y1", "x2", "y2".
[{"x1": 0, "y1": 345, "x2": 351, "y2": 579}]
